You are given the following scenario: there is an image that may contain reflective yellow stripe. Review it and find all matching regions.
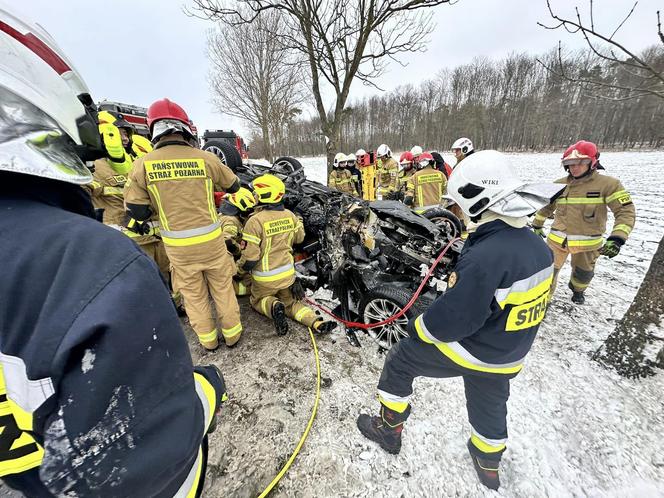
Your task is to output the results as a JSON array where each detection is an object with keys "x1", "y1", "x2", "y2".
[
  {"x1": 568, "y1": 238, "x2": 603, "y2": 247},
  {"x1": 505, "y1": 291, "x2": 549, "y2": 331},
  {"x1": 415, "y1": 315, "x2": 437, "y2": 344},
  {"x1": 378, "y1": 395, "x2": 409, "y2": 414},
  {"x1": 570, "y1": 276, "x2": 591, "y2": 290},
  {"x1": 102, "y1": 186, "x2": 123, "y2": 196},
  {"x1": 242, "y1": 233, "x2": 261, "y2": 245},
  {"x1": 193, "y1": 372, "x2": 217, "y2": 429},
  {"x1": 205, "y1": 178, "x2": 217, "y2": 223},
  {"x1": 221, "y1": 323, "x2": 242, "y2": 338},
  {"x1": 185, "y1": 447, "x2": 204, "y2": 498},
  {"x1": 294, "y1": 307, "x2": 313, "y2": 322},
  {"x1": 223, "y1": 225, "x2": 239, "y2": 236},
  {"x1": 262, "y1": 237, "x2": 272, "y2": 272},
  {"x1": 147, "y1": 184, "x2": 170, "y2": 231},
  {"x1": 436, "y1": 343, "x2": 523, "y2": 374},
  {"x1": 260, "y1": 297, "x2": 272, "y2": 316},
  {"x1": 90, "y1": 180, "x2": 102, "y2": 190},
  {"x1": 471, "y1": 434, "x2": 506, "y2": 454},
  {"x1": 162, "y1": 226, "x2": 222, "y2": 247},
  {"x1": 613, "y1": 224, "x2": 632, "y2": 236},
  {"x1": 547, "y1": 232, "x2": 565, "y2": 244},
  {"x1": 252, "y1": 266, "x2": 295, "y2": 282},
  {"x1": 497, "y1": 277, "x2": 553, "y2": 309},
  {"x1": 533, "y1": 214, "x2": 546, "y2": 224},
  {"x1": 196, "y1": 329, "x2": 218, "y2": 343},
  {"x1": 557, "y1": 197, "x2": 605, "y2": 205},
  {"x1": 605, "y1": 190, "x2": 629, "y2": 204}
]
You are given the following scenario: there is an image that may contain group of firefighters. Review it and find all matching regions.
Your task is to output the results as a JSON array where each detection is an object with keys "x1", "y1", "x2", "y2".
[
  {"x1": 328, "y1": 139, "x2": 472, "y2": 212},
  {"x1": 0, "y1": 6, "x2": 638, "y2": 496}
]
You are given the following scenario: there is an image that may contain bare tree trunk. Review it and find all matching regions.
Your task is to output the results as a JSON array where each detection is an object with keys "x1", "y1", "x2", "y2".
[{"x1": 597, "y1": 235, "x2": 664, "y2": 377}]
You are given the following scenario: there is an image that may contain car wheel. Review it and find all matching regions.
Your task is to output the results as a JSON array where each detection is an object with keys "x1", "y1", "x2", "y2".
[
  {"x1": 422, "y1": 207, "x2": 463, "y2": 238},
  {"x1": 272, "y1": 156, "x2": 306, "y2": 183},
  {"x1": 202, "y1": 139, "x2": 243, "y2": 172},
  {"x1": 358, "y1": 285, "x2": 427, "y2": 350}
]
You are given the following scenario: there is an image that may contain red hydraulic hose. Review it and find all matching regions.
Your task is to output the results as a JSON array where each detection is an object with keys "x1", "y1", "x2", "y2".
[{"x1": 304, "y1": 237, "x2": 461, "y2": 330}]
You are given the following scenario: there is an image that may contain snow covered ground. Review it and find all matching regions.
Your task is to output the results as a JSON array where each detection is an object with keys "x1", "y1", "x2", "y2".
[
  {"x1": 265, "y1": 151, "x2": 664, "y2": 497},
  {"x1": 3, "y1": 152, "x2": 661, "y2": 497}
]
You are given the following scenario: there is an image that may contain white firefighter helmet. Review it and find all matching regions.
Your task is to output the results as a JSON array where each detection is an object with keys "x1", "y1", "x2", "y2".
[
  {"x1": 355, "y1": 148, "x2": 367, "y2": 157},
  {"x1": 347, "y1": 152, "x2": 356, "y2": 163},
  {"x1": 410, "y1": 145, "x2": 423, "y2": 157},
  {"x1": 447, "y1": 150, "x2": 564, "y2": 219},
  {"x1": 0, "y1": 5, "x2": 103, "y2": 184},
  {"x1": 333, "y1": 152, "x2": 347, "y2": 167},
  {"x1": 376, "y1": 144, "x2": 391, "y2": 158},
  {"x1": 451, "y1": 137, "x2": 474, "y2": 155}
]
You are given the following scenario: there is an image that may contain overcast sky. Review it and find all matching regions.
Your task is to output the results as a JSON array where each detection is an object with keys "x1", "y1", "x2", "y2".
[{"x1": 16, "y1": 0, "x2": 662, "y2": 137}]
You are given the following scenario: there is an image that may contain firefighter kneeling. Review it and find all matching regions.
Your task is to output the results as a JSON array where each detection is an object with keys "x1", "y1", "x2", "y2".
[
  {"x1": 238, "y1": 174, "x2": 337, "y2": 336},
  {"x1": 357, "y1": 151, "x2": 564, "y2": 491},
  {"x1": 219, "y1": 187, "x2": 256, "y2": 296}
]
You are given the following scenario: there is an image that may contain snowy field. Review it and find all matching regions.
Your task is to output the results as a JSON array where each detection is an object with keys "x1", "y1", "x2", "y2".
[
  {"x1": 3, "y1": 152, "x2": 661, "y2": 497},
  {"x1": 211, "y1": 151, "x2": 663, "y2": 498}
]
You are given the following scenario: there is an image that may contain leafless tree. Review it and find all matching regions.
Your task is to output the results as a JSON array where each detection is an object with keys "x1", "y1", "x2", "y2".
[
  {"x1": 207, "y1": 9, "x2": 306, "y2": 162},
  {"x1": 192, "y1": 0, "x2": 453, "y2": 171},
  {"x1": 540, "y1": 0, "x2": 664, "y2": 377}
]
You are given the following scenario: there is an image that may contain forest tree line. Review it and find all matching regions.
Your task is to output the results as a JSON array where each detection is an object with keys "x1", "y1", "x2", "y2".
[{"x1": 247, "y1": 46, "x2": 664, "y2": 158}]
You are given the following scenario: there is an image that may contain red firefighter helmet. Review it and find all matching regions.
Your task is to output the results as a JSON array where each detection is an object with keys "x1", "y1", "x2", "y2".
[
  {"x1": 562, "y1": 141, "x2": 602, "y2": 169},
  {"x1": 146, "y1": 98, "x2": 190, "y2": 131},
  {"x1": 399, "y1": 151, "x2": 414, "y2": 165},
  {"x1": 417, "y1": 152, "x2": 434, "y2": 169}
]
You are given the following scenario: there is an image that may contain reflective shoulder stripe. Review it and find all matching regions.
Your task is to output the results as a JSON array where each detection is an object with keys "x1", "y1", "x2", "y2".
[
  {"x1": 414, "y1": 315, "x2": 440, "y2": 344},
  {"x1": 222, "y1": 225, "x2": 239, "y2": 236},
  {"x1": 494, "y1": 265, "x2": 554, "y2": 309},
  {"x1": 605, "y1": 190, "x2": 630, "y2": 204},
  {"x1": 242, "y1": 233, "x2": 261, "y2": 245},
  {"x1": 102, "y1": 186, "x2": 123, "y2": 196},
  {"x1": 435, "y1": 342, "x2": 524, "y2": 375},
  {"x1": 252, "y1": 263, "x2": 295, "y2": 282}
]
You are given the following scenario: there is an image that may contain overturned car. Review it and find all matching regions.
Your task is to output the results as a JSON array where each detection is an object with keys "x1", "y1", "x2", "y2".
[{"x1": 225, "y1": 155, "x2": 464, "y2": 349}]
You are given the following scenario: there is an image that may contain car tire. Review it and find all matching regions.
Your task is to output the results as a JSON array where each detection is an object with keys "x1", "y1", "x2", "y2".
[
  {"x1": 272, "y1": 156, "x2": 306, "y2": 184},
  {"x1": 422, "y1": 207, "x2": 463, "y2": 238},
  {"x1": 202, "y1": 139, "x2": 243, "y2": 172},
  {"x1": 358, "y1": 285, "x2": 429, "y2": 350}
]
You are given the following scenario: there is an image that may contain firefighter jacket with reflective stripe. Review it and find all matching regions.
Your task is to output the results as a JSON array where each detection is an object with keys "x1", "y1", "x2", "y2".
[
  {"x1": 239, "y1": 205, "x2": 305, "y2": 284},
  {"x1": 532, "y1": 171, "x2": 635, "y2": 250},
  {"x1": 125, "y1": 139, "x2": 238, "y2": 252},
  {"x1": 376, "y1": 157, "x2": 399, "y2": 194},
  {"x1": 397, "y1": 168, "x2": 415, "y2": 194},
  {"x1": 0, "y1": 174, "x2": 223, "y2": 497},
  {"x1": 406, "y1": 166, "x2": 447, "y2": 210},
  {"x1": 328, "y1": 168, "x2": 357, "y2": 195},
  {"x1": 86, "y1": 157, "x2": 127, "y2": 225},
  {"x1": 409, "y1": 220, "x2": 553, "y2": 375},
  {"x1": 220, "y1": 213, "x2": 244, "y2": 257}
]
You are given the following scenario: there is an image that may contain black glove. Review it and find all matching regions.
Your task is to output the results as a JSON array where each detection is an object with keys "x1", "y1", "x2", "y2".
[
  {"x1": 599, "y1": 237, "x2": 624, "y2": 258},
  {"x1": 404, "y1": 195, "x2": 414, "y2": 207},
  {"x1": 290, "y1": 279, "x2": 306, "y2": 301},
  {"x1": 128, "y1": 220, "x2": 151, "y2": 235},
  {"x1": 94, "y1": 208, "x2": 105, "y2": 223}
]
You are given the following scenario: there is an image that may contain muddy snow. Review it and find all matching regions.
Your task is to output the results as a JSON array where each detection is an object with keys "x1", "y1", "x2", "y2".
[{"x1": 2, "y1": 152, "x2": 662, "y2": 497}]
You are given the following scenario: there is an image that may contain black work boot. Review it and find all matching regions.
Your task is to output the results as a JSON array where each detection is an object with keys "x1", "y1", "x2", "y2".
[
  {"x1": 272, "y1": 301, "x2": 289, "y2": 336},
  {"x1": 568, "y1": 282, "x2": 585, "y2": 304},
  {"x1": 467, "y1": 440, "x2": 501, "y2": 490},
  {"x1": 356, "y1": 404, "x2": 410, "y2": 455},
  {"x1": 313, "y1": 319, "x2": 337, "y2": 334}
]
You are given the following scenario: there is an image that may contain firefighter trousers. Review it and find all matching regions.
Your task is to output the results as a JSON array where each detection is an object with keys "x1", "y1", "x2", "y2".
[
  {"x1": 171, "y1": 253, "x2": 242, "y2": 348},
  {"x1": 377, "y1": 338, "x2": 513, "y2": 462},
  {"x1": 549, "y1": 242, "x2": 600, "y2": 294},
  {"x1": 233, "y1": 273, "x2": 253, "y2": 297},
  {"x1": 249, "y1": 278, "x2": 319, "y2": 328}
]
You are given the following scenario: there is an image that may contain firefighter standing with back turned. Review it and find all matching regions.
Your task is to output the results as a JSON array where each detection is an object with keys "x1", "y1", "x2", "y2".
[
  {"x1": 357, "y1": 151, "x2": 565, "y2": 491},
  {"x1": 238, "y1": 174, "x2": 337, "y2": 336},
  {"x1": 531, "y1": 141, "x2": 635, "y2": 304},
  {"x1": 124, "y1": 99, "x2": 243, "y2": 349},
  {"x1": 0, "y1": 8, "x2": 225, "y2": 496},
  {"x1": 404, "y1": 151, "x2": 447, "y2": 213}
]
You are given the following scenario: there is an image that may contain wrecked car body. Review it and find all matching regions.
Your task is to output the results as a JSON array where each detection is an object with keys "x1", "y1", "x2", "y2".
[{"x1": 231, "y1": 156, "x2": 464, "y2": 349}]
